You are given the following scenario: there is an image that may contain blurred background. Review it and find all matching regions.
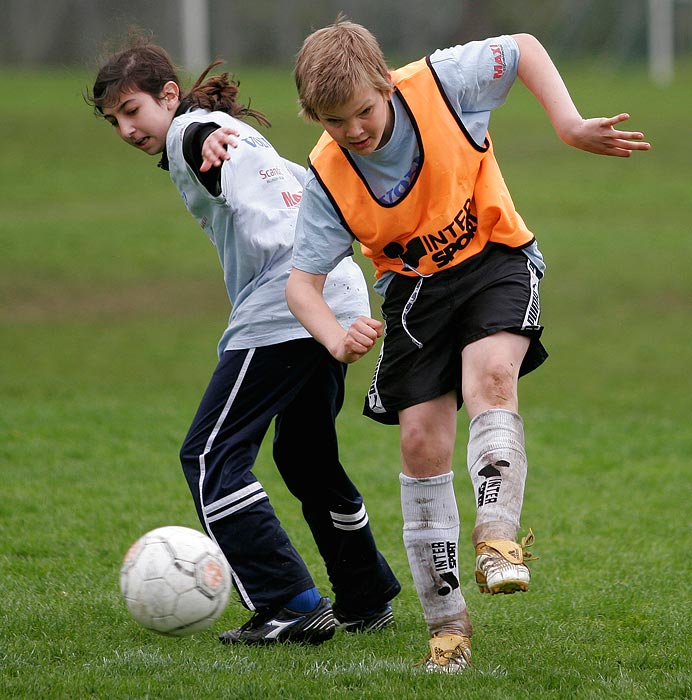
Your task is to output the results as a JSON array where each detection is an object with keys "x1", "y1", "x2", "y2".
[{"x1": 1, "y1": 0, "x2": 690, "y2": 83}]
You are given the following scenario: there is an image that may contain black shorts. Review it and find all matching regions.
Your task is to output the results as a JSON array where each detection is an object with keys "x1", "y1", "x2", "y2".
[{"x1": 364, "y1": 243, "x2": 548, "y2": 425}]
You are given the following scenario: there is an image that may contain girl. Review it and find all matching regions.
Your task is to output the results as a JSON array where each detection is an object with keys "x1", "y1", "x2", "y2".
[{"x1": 87, "y1": 36, "x2": 399, "y2": 645}]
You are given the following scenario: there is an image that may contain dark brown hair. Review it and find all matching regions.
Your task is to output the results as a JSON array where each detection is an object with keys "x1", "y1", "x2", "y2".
[{"x1": 86, "y1": 32, "x2": 269, "y2": 127}]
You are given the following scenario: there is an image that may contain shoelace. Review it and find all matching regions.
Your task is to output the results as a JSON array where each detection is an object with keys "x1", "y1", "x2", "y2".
[
  {"x1": 417, "y1": 643, "x2": 472, "y2": 670},
  {"x1": 439, "y1": 643, "x2": 472, "y2": 668},
  {"x1": 519, "y1": 528, "x2": 537, "y2": 562}
]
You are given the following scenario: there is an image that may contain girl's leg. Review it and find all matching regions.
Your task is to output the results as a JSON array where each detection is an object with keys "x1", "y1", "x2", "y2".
[
  {"x1": 179, "y1": 347, "x2": 314, "y2": 613},
  {"x1": 273, "y1": 343, "x2": 400, "y2": 615}
]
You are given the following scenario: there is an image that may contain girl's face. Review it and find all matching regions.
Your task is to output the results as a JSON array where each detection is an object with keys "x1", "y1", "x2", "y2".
[
  {"x1": 316, "y1": 84, "x2": 394, "y2": 156},
  {"x1": 102, "y1": 82, "x2": 180, "y2": 156}
]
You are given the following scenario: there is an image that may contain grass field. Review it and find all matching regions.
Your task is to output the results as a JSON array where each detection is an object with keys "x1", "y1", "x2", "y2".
[{"x1": 1, "y1": 58, "x2": 691, "y2": 699}]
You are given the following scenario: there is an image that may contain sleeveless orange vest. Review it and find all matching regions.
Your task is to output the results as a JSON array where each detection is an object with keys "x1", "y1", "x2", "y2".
[{"x1": 308, "y1": 57, "x2": 534, "y2": 278}]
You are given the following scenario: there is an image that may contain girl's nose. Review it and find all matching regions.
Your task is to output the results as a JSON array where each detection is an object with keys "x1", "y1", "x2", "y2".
[{"x1": 119, "y1": 120, "x2": 135, "y2": 140}]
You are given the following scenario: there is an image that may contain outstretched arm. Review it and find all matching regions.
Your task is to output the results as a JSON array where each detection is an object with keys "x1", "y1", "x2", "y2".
[
  {"x1": 199, "y1": 127, "x2": 240, "y2": 172},
  {"x1": 513, "y1": 33, "x2": 651, "y2": 157},
  {"x1": 286, "y1": 268, "x2": 383, "y2": 364}
]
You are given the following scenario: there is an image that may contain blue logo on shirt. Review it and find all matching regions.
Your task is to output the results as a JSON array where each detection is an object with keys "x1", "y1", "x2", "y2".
[{"x1": 242, "y1": 135, "x2": 272, "y2": 149}]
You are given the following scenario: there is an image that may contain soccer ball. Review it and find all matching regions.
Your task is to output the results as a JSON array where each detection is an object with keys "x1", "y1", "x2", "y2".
[{"x1": 120, "y1": 525, "x2": 232, "y2": 636}]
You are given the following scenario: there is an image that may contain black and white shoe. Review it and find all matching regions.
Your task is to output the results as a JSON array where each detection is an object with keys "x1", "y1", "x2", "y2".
[
  {"x1": 218, "y1": 596, "x2": 335, "y2": 645},
  {"x1": 333, "y1": 601, "x2": 394, "y2": 632}
]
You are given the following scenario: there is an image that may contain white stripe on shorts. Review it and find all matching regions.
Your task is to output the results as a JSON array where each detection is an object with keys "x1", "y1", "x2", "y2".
[
  {"x1": 367, "y1": 344, "x2": 387, "y2": 414},
  {"x1": 522, "y1": 260, "x2": 541, "y2": 330}
]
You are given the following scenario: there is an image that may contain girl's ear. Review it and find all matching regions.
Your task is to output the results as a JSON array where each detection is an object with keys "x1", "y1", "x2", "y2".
[{"x1": 161, "y1": 80, "x2": 180, "y2": 107}]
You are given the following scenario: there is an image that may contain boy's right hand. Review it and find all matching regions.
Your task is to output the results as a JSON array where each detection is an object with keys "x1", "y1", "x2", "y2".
[
  {"x1": 200, "y1": 127, "x2": 239, "y2": 172},
  {"x1": 335, "y1": 316, "x2": 383, "y2": 363}
]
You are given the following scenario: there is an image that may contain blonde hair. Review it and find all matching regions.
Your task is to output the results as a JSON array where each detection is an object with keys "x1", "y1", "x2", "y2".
[{"x1": 294, "y1": 17, "x2": 393, "y2": 122}]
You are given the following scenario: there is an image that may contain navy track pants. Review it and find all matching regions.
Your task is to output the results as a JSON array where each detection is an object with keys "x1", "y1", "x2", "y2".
[{"x1": 179, "y1": 338, "x2": 400, "y2": 613}]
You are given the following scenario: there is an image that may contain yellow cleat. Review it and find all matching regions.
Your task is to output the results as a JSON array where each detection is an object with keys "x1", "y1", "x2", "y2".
[
  {"x1": 418, "y1": 634, "x2": 472, "y2": 673},
  {"x1": 475, "y1": 529, "x2": 536, "y2": 595}
]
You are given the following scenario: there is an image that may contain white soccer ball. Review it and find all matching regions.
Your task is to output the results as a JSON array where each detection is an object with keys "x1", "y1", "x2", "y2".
[{"x1": 120, "y1": 525, "x2": 232, "y2": 636}]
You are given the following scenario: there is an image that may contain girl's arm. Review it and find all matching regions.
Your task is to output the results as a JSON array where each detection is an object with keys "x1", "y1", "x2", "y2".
[
  {"x1": 199, "y1": 127, "x2": 240, "y2": 172},
  {"x1": 285, "y1": 268, "x2": 382, "y2": 364},
  {"x1": 512, "y1": 33, "x2": 651, "y2": 157}
]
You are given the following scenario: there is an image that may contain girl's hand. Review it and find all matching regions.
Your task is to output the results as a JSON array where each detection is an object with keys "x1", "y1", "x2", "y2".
[
  {"x1": 200, "y1": 127, "x2": 239, "y2": 172},
  {"x1": 562, "y1": 113, "x2": 651, "y2": 157}
]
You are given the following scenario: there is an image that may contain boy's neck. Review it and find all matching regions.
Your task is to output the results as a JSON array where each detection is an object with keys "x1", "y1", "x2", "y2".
[{"x1": 377, "y1": 100, "x2": 396, "y2": 150}]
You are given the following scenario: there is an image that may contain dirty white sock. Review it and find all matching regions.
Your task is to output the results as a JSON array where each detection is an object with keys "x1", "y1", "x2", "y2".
[
  {"x1": 400, "y1": 471, "x2": 471, "y2": 636},
  {"x1": 467, "y1": 409, "x2": 527, "y2": 545}
]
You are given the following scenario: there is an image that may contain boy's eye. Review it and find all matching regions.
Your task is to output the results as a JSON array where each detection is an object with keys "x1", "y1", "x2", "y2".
[{"x1": 360, "y1": 107, "x2": 371, "y2": 116}]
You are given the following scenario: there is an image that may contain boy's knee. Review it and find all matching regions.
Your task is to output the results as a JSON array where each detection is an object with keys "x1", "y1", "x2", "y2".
[
  {"x1": 468, "y1": 363, "x2": 518, "y2": 410},
  {"x1": 401, "y1": 425, "x2": 454, "y2": 475}
]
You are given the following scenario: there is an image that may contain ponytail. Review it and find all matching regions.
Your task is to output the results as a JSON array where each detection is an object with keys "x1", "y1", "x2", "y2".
[
  {"x1": 87, "y1": 31, "x2": 270, "y2": 130},
  {"x1": 182, "y1": 61, "x2": 271, "y2": 128}
]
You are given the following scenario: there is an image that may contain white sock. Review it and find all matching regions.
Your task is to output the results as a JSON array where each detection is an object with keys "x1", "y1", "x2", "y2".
[
  {"x1": 467, "y1": 409, "x2": 527, "y2": 545},
  {"x1": 400, "y1": 471, "x2": 470, "y2": 636}
]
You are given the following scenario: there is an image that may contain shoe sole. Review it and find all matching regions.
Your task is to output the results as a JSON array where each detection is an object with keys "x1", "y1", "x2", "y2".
[{"x1": 476, "y1": 573, "x2": 529, "y2": 595}]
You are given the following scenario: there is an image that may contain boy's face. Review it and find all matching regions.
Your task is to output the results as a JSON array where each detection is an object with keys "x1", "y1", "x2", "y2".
[
  {"x1": 316, "y1": 85, "x2": 393, "y2": 156},
  {"x1": 102, "y1": 84, "x2": 179, "y2": 156}
]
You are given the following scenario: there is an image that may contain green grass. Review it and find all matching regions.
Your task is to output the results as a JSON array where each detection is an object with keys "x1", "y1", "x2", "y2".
[{"x1": 1, "y1": 60, "x2": 691, "y2": 699}]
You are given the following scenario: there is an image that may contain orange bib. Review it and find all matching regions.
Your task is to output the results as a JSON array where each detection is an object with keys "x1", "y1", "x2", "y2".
[{"x1": 308, "y1": 57, "x2": 534, "y2": 278}]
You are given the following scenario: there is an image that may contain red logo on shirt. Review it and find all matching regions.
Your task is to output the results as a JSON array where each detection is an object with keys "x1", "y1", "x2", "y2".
[
  {"x1": 489, "y1": 44, "x2": 506, "y2": 79},
  {"x1": 281, "y1": 191, "x2": 302, "y2": 208}
]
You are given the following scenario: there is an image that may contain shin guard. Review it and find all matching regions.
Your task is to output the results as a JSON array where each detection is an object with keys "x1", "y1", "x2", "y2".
[
  {"x1": 467, "y1": 409, "x2": 527, "y2": 546},
  {"x1": 400, "y1": 472, "x2": 471, "y2": 636}
]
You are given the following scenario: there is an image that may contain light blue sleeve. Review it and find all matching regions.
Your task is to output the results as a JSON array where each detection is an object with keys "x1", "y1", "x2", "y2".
[
  {"x1": 282, "y1": 158, "x2": 307, "y2": 187},
  {"x1": 429, "y1": 35, "x2": 520, "y2": 145},
  {"x1": 292, "y1": 171, "x2": 357, "y2": 275}
]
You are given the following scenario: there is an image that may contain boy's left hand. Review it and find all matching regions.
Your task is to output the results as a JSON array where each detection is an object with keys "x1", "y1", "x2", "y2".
[
  {"x1": 565, "y1": 113, "x2": 651, "y2": 157},
  {"x1": 200, "y1": 127, "x2": 240, "y2": 172}
]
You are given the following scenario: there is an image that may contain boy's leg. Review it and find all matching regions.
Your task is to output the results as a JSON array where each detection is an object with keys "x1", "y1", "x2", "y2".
[
  {"x1": 461, "y1": 332, "x2": 534, "y2": 593},
  {"x1": 273, "y1": 342, "x2": 401, "y2": 620},
  {"x1": 399, "y1": 394, "x2": 472, "y2": 670}
]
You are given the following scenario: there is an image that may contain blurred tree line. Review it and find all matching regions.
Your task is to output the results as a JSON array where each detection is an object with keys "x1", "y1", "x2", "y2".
[{"x1": 1, "y1": 0, "x2": 690, "y2": 67}]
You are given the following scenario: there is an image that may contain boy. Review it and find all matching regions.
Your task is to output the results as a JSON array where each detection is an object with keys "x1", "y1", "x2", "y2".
[{"x1": 285, "y1": 18, "x2": 649, "y2": 671}]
